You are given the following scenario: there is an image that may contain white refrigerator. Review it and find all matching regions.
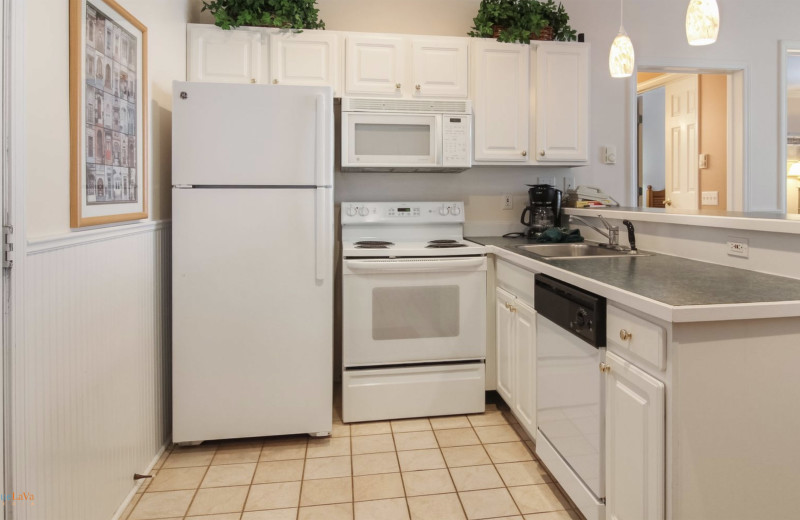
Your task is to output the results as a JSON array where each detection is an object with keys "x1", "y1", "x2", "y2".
[{"x1": 171, "y1": 81, "x2": 333, "y2": 443}]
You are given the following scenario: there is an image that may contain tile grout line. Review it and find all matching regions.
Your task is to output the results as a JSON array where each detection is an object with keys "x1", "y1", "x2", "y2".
[{"x1": 390, "y1": 421, "x2": 413, "y2": 520}]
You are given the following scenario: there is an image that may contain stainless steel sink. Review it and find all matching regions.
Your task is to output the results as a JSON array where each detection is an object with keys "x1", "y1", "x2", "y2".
[{"x1": 515, "y1": 243, "x2": 650, "y2": 259}]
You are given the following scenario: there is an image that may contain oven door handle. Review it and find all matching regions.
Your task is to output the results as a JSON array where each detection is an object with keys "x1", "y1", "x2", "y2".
[{"x1": 345, "y1": 257, "x2": 486, "y2": 274}]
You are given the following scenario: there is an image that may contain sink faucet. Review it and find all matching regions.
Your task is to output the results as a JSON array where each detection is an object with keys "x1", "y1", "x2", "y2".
[{"x1": 570, "y1": 215, "x2": 619, "y2": 247}]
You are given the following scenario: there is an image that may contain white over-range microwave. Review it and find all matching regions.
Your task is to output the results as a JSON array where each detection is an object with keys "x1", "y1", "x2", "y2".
[{"x1": 341, "y1": 97, "x2": 472, "y2": 173}]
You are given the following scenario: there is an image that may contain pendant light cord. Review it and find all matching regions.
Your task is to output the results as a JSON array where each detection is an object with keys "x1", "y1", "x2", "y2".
[{"x1": 619, "y1": 0, "x2": 625, "y2": 32}]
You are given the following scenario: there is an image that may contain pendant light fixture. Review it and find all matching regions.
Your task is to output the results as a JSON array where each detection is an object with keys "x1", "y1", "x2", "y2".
[
  {"x1": 686, "y1": 0, "x2": 720, "y2": 46},
  {"x1": 609, "y1": 0, "x2": 634, "y2": 78}
]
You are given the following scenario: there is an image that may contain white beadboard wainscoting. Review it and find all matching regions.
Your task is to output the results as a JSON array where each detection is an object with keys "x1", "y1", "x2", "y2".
[{"x1": 14, "y1": 222, "x2": 171, "y2": 520}]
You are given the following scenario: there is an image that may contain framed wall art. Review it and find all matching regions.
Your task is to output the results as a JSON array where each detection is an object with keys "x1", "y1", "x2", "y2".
[{"x1": 70, "y1": 0, "x2": 148, "y2": 227}]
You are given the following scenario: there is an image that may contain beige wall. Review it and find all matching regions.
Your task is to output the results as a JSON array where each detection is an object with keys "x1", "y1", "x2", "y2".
[
  {"x1": 26, "y1": 0, "x2": 193, "y2": 238},
  {"x1": 699, "y1": 74, "x2": 727, "y2": 210}
]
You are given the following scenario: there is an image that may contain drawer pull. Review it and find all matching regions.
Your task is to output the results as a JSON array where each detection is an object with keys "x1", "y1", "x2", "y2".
[
  {"x1": 619, "y1": 329, "x2": 632, "y2": 341},
  {"x1": 600, "y1": 362, "x2": 611, "y2": 373}
]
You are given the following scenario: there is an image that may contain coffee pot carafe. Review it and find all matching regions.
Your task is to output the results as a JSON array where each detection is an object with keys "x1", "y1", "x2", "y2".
[{"x1": 520, "y1": 184, "x2": 562, "y2": 237}]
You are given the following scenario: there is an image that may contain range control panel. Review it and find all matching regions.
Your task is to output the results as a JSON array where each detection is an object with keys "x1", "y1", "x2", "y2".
[{"x1": 341, "y1": 202, "x2": 465, "y2": 224}]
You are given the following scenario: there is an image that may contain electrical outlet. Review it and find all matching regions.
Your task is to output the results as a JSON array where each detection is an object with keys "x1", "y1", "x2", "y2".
[
  {"x1": 503, "y1": 193, "x2": 513, "y2": 210},
  {"x1": 727, "y1": 236, "x2": 749, "y2": 258},
  {"x1": 701, "y1": 191, "x2": 719, "y2": 205},
  {"x1": 563, "y1": 176, "x2": 575, "y2": 192}
]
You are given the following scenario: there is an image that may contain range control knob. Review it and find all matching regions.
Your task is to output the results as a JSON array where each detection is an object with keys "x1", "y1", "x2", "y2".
[
  {"x1": 439, "y1": 205, "x2": 450, "y2": 216},
  {"x1": 358, "y1": 206, "x2": 370, "y2": 217},
  {"x1": 345, "y1": 205, "x2": 357, "y2": 217},
  {"x1": 450, "y1": 205, "x2": 462, "y2": 216}
]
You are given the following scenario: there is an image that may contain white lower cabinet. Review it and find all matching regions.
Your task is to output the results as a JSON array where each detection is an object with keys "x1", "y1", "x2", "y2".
[
  {"x1": 495, "y1": 287, "x2": 536, "y2": 440},
  {"x1": 605, "y1": 350, "x2": 665, "y2": 520}
]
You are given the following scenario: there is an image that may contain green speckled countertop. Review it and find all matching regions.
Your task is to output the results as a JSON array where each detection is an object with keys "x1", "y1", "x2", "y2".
[{"x1": 468, "y1": 236, "x2": 800, "y2": 308}]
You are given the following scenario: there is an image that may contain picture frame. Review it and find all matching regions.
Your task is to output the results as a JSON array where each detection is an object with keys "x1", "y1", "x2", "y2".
[{"x1": 70, "y1": 0, "x2": 148, "y2": 228}]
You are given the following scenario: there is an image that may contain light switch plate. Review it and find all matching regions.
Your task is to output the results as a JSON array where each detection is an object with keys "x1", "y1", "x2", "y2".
[
  {"x1": 699, "y1": 154, "x2": 709, "y2": 169},
  {"x1": 701, "y1": 191, "x2": 719, "y2": 205},
  {"x1": 604, "y1": 146, "x2": 617, "y2": 164},
  {"x1": 563, "y1": 176, "x2": 575, "y2": 192},
  {"x1": 502, "y1": 193, "x2": 513, "y2": 210}
]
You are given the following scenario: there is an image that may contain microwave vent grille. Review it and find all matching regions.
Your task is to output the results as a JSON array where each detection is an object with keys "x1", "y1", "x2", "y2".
[{"x1": 342, "y1": 97, "x2": 471, "y2": 114}]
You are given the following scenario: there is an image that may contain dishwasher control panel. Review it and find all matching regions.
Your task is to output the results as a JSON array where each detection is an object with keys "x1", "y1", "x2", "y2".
[{"x1": 534, "y1": 274, "x2": 606, "y2": 347}]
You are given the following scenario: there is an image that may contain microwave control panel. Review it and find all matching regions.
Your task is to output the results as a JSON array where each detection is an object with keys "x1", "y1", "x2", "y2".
[{"x1": 442, "y1": 115, "x2": 472, "y2": 168}]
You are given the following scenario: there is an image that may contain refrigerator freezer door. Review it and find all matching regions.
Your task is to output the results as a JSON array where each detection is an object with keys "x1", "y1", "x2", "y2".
[
  {"x1": 172, "y1": 81, "x2": 333, "y2": 187},
  {"x1": 172, "y1": 187, "x2": 333, "y2": 442}
]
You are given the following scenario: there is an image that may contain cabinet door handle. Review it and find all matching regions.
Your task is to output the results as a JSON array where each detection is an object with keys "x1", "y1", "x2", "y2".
[
  {"x1": 619, "y1": 329, "x2": 632, "y2": 341},
  {"x1": 539, "y1": 150, "x2": 545, "y2": 157},
  {"x1": 272, "y1": 79, "x2": 279, "y2": 84},
  {"x1": 599, "y1": 362, "x2": 611, "y2": 373},
  {"x1": 415, "y1": 84, "x2": 421, "y2": 91},
  {"x1": 250, "y1": 78, "x2": 256, "y2": 84},
  {"x1": 521, "y1": 151, "x2": 527, "y2": 157},
  {"x1": 395, "y1": 83, "x2": 402, "y2": 89}
]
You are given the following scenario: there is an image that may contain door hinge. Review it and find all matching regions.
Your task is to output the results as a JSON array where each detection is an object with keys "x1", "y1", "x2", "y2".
[{"x1": 3, "y1": 225, "x2": 14, "y2": 269}]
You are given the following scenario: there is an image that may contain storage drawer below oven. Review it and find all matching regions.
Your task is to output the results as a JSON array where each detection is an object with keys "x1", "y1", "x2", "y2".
[{"x1": 342, "y1": 363, "x2": 486, "y2": 423}]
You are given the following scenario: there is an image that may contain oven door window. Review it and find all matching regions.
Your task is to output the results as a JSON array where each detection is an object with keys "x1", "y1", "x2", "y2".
[{"x1": 372, "y1": 286, "x2": 459, "y2": 340}]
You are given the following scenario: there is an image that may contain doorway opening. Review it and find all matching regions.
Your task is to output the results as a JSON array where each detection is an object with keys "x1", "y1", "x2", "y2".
[{"x1": 633, "y1": 66, "x2": 744, "y2": 212}]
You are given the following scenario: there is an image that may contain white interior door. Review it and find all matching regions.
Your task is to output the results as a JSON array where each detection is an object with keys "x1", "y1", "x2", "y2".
[
  {"x1": 665, "y1": 75, "x2": 699, "y2": 210},
  {"x1": 172, "y1": 188, "x2": 333, "y2": 442}
]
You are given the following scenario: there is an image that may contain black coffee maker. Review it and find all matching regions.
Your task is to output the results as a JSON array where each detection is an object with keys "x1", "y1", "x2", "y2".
[{"x1": 520, "y1": 184, "x2": 562, "y2": 238}]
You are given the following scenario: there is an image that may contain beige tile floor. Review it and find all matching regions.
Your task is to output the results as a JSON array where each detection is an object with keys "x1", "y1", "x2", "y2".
[{"x1": 122, "y1": 399, "x2": 581, "y2": 520}]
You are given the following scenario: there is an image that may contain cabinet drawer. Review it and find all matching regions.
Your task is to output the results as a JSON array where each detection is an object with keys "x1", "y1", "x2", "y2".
[
  {"x1": 607, "y1": 305, "x2": 666, "y2": 370},
  {"x1": 495, "y1": 258, "x2": 535, "y2": 307}
]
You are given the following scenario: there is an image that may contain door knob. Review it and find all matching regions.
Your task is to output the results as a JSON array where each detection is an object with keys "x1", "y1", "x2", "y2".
[{"x1": 664, "y1": 199, "x2": 672, "y2": 206}]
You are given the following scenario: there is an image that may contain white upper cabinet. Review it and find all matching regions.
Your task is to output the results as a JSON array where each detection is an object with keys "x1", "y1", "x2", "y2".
[
  {"x1": 187, "y1": 24, "x2": 264, "y2": 84},
  {"x1": 531, "y1": 42, "x2": 589, "y2": 163},
  {"x1": 411, "y1": 38, "x2": 469, "y2": 98},
  {"x1": 269, "y1": 31, "x2": 341, "y2": 95},
  {"x1": 345, "y1": 35, "x2": 405, "y2": 96},
  {"x1": 471, "y1": 40, "x2": 530, "y2": 163}
]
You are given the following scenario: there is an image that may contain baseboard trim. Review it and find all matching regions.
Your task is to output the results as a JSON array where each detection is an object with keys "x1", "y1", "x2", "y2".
[{"x1": 109, "y1": 442, "x2": 170, "y2": 520}]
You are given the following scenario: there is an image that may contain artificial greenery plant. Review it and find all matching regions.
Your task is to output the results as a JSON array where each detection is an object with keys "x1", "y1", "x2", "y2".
[
  {"x1": 202, "y1": 0, "x2": 325, "y2": 30},
  {"x1": 468, "y1": 0, "x2": 576, "y2": 44}
]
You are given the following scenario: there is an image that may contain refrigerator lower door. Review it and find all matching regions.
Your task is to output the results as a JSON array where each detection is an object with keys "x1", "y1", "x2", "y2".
[{"x1": 172, "y1": 187, "x2": 333, "y2": 443}]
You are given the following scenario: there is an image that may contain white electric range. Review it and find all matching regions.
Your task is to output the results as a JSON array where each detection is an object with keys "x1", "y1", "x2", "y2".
[{"x1": 341, "y1": 202, "x2": 487, "y2": 423}]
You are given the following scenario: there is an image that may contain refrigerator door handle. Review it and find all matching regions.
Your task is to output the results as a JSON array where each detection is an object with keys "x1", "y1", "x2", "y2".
[
  {"x1": 315, "y1": 189, "x2": 330, "y2": 281},
  {"x1": 315, "y1": 94, "x2": 329, "y2": 187}
]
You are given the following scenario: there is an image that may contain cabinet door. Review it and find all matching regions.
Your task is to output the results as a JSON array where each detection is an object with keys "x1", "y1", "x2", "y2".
[
  {"x1": 495, "y1": 287, "x2": 516, "y2": 405},
  {"x1": 605, "y1": 351, "x2": 665, "y2": 520},
  {"x1": 512, "y1": 300, "x2": 537, "y2": 440},
  {"x1": 345, "y1": 35, "x2": 405, "y2": 96},
  {"x1": 269, "y1": 31, "x2": 341, "y2": 95},
  {"x1": 187, "y1": 25, "x2": 262, "y2": 84},
  {"x1": 533, "y1": 42, "x2": 589, "y2": 162},
  {"x1": 472, "y1": 40, "x2": 530, "y2": 163},
  {"x1": 411, "y1": 38, "x2": 469, "y2": 98}
]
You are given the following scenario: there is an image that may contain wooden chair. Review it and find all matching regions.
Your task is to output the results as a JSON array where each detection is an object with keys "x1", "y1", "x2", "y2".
[{"x1": 646, "y1": 185, "x2": 666, "y2": 208}]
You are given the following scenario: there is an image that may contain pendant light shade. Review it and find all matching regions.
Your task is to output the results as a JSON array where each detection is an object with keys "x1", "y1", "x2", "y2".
[
  {"x1": 790, "y1": 162, "x2": 800, "y2": 178},
  {"x1": 609, "y1": 30, "x2": 635, "y2": 78},
  {"x1": 686, "y1": 0, "x2": 720, "y2": 46},
  {"x1": 609, "y1": 0, "x2": 634, "y2": 78}
]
